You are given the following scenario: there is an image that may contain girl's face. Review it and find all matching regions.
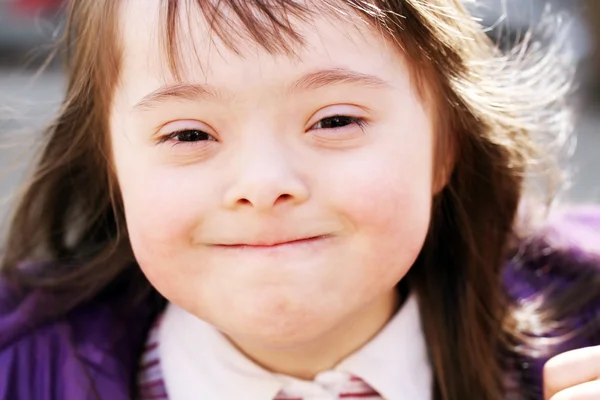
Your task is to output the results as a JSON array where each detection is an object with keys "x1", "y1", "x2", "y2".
[{"x1": 110, "y1": 1, "x2": 435, "y2": 349}]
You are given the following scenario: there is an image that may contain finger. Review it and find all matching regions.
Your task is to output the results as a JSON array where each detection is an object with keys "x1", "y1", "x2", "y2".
[
  {"x1": 544, "y1": 346, "x2": 600, "y2": 399},
  {"x1": 550, "y1": 380, "x2": 600, "y2": 400}
]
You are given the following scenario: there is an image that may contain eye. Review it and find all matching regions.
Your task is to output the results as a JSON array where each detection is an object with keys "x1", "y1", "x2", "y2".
[
  {"x1": 158, "y1": 129, "x2": 217, "y2": 145},
  {"x1": 310, "y1": 115, "x2": 366, "y2": 130}
]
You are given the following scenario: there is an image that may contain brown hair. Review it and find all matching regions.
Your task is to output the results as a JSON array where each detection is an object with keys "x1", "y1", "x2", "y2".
[{"x1": 1, "y1": 1, "x2": 573, "y2": 399}]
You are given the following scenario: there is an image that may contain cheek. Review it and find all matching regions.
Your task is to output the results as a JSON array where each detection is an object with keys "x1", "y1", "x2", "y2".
[
  {"x1": 116, "y1": 160, "x2": 212, "y2": 266},
  {"x1": 321, "y1": 131, "x2": 434, "y2": 281},
  {"x1": 118, "y1": 168, "x2": 218, "y2": 306},
  {"x1": 342, "y1": 169, "x2": 431, "y2": 233},
  {"x1": 348, "y1": 169, "x2": 431, "y2": 279}
]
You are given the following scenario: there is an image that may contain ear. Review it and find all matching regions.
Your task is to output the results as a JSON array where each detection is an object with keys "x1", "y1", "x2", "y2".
[
  {"x1": 432, "y1": 165, "x2": 452, "y2": 195},
  {"x1": 431, "y1": 130, "x2": 456, "y2": 195}
]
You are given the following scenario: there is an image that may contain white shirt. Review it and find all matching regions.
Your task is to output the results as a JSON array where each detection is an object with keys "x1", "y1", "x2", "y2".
[{"x1": 158, "y1": 294, "x2": 432, "y2": 400}]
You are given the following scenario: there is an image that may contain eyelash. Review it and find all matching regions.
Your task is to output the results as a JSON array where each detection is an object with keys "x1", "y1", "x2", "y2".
[
  {"x1": 309, "y1": 115, "x2": 367, "y2": 131},
  {"x1": 156, "y1": 129, "x2": 217, "y2": 146},
  {"x1": 157, "y1": 115, "x2": 367, "y2": 146}
]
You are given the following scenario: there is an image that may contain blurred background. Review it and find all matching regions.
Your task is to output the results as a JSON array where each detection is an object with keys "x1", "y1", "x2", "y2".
[{"x1": 0, "y1": 0, "x2": 598, "y2": 218}]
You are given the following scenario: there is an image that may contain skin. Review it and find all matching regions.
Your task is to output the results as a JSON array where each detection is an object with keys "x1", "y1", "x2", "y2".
[
  {"x1": 544, "y1": 346, "x2": 600, "y2": 400},
  {"x1": 110, "y1": 1, "x2": 435, "y2": 379}
]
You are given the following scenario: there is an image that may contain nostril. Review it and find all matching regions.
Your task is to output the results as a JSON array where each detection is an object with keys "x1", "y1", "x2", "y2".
[{"x1": 277, "y1": 194, "x2": 293, "y2": 203}]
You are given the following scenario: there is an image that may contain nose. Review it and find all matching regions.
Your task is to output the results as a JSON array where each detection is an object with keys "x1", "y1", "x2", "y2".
[{"x1": 222, "y1": 137, "x2": 310, "y2": 212}]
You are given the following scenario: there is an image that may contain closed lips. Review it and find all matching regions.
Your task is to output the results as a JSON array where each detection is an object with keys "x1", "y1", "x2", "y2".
[{"x1": 212, "y1": 235, "x2": 332, "y2": 248}]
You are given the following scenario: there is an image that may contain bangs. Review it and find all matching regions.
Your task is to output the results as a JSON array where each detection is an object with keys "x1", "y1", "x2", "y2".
[{"x1": 158, "y1": 0, "x2": 390, "y2": 79}]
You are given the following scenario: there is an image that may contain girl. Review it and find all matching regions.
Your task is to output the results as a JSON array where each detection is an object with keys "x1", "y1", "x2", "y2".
[{"x1": 0, "y1": 0, "x2": 599, "y2": 399}]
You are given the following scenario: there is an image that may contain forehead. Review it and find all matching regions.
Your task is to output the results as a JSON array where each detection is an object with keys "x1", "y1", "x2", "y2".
[{"x1": 116, "y1": 0, "x2": 408, "y2": 90}]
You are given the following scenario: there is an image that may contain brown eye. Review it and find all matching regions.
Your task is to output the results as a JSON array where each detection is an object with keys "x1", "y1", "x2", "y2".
[
  {"x1": 172, "y1": 129, "x2": 215, "y2": 142},
  {"x1": 311, "y1": 116, "x2": 365, "y2": 130}
]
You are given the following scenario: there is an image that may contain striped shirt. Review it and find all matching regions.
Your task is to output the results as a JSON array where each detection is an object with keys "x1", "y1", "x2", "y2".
[
  {"x1": 138, "y1": 318, "x2": 167, "y2": 399},
  {"x1": 138, "y1": 294, "x2": 431, "y2": 399}
]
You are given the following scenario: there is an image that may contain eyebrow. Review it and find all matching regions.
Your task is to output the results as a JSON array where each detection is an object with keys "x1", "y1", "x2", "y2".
[
  {"x1": 134, "y1": 83, "x2": 220, "y2": 111},
  {"x1": 289, "y1": 68, "x2": 392, "y2": 93},
  {"x1": 133, "y1": 68, "x2": 392, "y2": 111}
]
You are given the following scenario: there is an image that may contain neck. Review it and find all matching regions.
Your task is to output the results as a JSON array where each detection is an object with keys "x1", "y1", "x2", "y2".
[{"x1": 228, "y1": 289, "x2": 401, "y2": 380}]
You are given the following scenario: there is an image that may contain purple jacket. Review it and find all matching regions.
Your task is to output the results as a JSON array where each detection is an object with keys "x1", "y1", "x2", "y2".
[{"x1": 1, "y1": 207, "x2": 599, "y2": 399}]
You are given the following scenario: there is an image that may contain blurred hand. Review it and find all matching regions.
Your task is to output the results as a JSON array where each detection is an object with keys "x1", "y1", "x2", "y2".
[{"x1": 544, "y1": 346, "x2": 600, "y2": 399}]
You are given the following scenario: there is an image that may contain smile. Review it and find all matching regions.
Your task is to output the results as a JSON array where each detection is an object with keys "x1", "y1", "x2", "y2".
[{"x1": 211, "y1": 235, "x2": 332, "y2": 250}]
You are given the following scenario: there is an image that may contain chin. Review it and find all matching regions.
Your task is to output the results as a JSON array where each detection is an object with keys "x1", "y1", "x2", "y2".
[
  {"x1": 213, "y1": 299, "x2": 341, "y2": 350},
  {"x1": 228, "y1": 320, "x2": 335, "y2": 351}
]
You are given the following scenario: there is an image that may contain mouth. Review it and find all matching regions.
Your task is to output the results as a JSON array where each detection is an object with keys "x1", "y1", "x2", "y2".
[{"x1": 213, "y1": 235, "x2": 332, "y2": 249}]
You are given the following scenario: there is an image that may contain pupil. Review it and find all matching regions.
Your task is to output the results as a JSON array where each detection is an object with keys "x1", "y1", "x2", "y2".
[
  {"x1": 179, "y1": 130, "x2": 204, "y2": 141},
  {"x1": 322, "y1": 116, "x2": 351, "y2": 129}
]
